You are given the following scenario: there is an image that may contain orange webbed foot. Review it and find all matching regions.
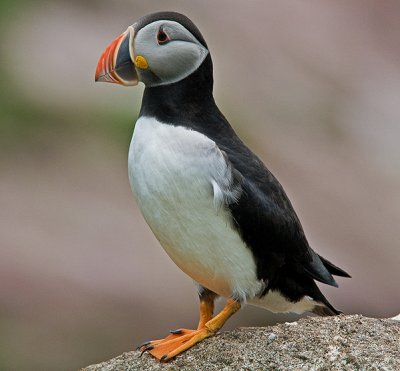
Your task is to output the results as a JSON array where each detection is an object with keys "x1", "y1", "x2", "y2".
[
  {"x1": 139, "y1": 328, "x2": 208, "y2": 361},
  {"x1": 138, "y1": 298, "x2": 240, "y2": 362},
  {"x1": 138, "y1": 328, "x2": 195, "y2": 352}
]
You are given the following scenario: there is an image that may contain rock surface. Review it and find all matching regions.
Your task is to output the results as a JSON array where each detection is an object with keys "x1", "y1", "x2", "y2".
[{"x1": 82, "y1": 315, "x2": 399, "y2": 371}]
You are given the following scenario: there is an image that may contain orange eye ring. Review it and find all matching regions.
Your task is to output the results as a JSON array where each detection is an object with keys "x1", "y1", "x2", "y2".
[{"x1": 157, "y1": 26, "x2": 170, "y2": 45}]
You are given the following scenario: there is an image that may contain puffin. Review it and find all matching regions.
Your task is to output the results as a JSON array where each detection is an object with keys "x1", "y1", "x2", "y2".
[{"x1": 95, "y1": 11, "x2": 350, "y2": 362}]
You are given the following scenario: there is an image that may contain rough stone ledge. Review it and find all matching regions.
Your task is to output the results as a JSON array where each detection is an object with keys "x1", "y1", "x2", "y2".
[{"x1": 81, "y1": 315, "x2": 399, "y2": 371}]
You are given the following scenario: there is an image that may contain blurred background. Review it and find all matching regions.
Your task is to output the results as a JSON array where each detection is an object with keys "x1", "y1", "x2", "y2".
[{"x1": 1, "y1": 0, "x2": 400, "y2": 370}]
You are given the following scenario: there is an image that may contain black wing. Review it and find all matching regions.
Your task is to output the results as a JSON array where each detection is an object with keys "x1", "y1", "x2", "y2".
[{"x1": 213, "y1": 131, "x2": 350, "y2": 303}]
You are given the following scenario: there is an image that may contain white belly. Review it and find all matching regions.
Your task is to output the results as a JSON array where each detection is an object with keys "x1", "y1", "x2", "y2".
[{"x1": 128, "y1": 117, "x2": 263, "y2": 300}]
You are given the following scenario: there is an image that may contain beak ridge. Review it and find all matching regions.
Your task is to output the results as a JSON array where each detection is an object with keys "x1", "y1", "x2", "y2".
[{"x1": 95, "y1": 28, "x2": 138, "y2": 86}]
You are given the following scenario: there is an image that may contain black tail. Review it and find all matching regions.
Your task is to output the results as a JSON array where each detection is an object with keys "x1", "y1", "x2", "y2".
[
  {"x1": 309, "y1": 255, "x2": 350, "y2": 316},
  {"x1": 309, "y1": 256, "x2": 350, "y2": 316},
  {"x1": 312, "y1": 304, "x2": 342, "y2": 316},
  {"x1": 304, "y1": 251, "x2": 351, "y2": 288},
  {"x1": 318, "y1": 255, "x2": 351, "y2": 278}
]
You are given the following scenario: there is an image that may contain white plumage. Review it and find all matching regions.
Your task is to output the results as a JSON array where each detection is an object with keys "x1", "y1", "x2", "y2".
[{"x1": 128, "y1": 116, "x2": 262, "y2": 301}]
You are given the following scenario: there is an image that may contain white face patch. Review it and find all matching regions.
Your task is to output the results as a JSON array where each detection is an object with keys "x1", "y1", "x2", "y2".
[{"x1": 133, "y1": 20, "x2": 209, "y2": 86}]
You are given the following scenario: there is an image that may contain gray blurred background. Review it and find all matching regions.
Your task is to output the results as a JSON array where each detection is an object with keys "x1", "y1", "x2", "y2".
[{"x1": 1, "y1": 1, "x2": 400, "y2": 370}]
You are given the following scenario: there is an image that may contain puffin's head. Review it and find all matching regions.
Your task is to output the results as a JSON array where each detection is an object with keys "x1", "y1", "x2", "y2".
[{"x1": 95, "y1": 12, "x2": 209, "y2": 88}]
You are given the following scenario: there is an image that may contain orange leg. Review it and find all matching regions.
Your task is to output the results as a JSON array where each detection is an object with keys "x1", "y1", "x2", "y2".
[
  {"x1": 197, "y1": 293, "x2": 215, "y2": 330},
  {"x1": 139, "y1": 298, "x2": 241, "y2": 362}
]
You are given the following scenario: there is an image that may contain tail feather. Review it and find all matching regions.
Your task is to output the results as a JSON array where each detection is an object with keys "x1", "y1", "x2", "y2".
[
  {"x1": 312, "y1": 304, "x2": 342, "y2": 316},
  {"x1": 308, "y1": 255, "x2": 350, "y2": 316},
  {"x1": 304, "y1": 251, "x2": 338, "y2": 287},
  {"x1": 318, "y1": 255, "x2": 351, "y2": 278}
]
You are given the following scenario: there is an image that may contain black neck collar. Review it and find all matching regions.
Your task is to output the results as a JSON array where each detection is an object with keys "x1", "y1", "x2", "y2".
[{"x1": 139, "y1": 55, "x2": 217, "y2": 123}]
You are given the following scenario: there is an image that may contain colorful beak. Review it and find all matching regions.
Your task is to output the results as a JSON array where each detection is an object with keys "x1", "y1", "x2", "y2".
[{"x1": 95, "y1": 26, "x2": 138, "y2": 86}]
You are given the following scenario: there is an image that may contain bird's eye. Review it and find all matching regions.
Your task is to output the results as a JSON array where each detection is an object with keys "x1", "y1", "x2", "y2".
[{"x1": 157, "y1": 27, "x2": 170, "y2": 45}]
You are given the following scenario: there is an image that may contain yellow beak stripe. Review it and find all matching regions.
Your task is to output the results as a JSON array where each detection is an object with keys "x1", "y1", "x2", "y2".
[{"x1": 134, "y1": 55, "x2": 149, "y2": 70}]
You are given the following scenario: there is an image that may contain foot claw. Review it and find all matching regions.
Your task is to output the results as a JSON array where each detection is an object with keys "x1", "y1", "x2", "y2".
[
  {"x1": 140, "y1": 345, "x2": 154, "y2": 357},
  {"x1": 169, "y1": 329, "x2": 183, "y2": 335},
  {"x1": 160, "y1": 354, "x2": 168, "y2": 362},
  {"x1": 136, "y1": 340, "x2": 151, "y2": 351}
]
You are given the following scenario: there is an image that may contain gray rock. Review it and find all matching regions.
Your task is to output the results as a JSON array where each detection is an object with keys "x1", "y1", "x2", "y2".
[
  {"x1": 267, "y1": 332, "x2": 277, "y2": 343},
  {"x1": 81, "y1": 315, "x2": 400, "y2": 371}
]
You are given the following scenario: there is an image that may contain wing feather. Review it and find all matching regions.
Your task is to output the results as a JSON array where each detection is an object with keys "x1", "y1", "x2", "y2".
[{"x1": 215, "y1": 142, "x2": 340, "y2": 288}]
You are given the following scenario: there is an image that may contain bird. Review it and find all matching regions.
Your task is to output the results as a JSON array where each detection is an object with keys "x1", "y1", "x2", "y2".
[{"x1": 95, "y1": 11, "x2": 350, "y2": 362}]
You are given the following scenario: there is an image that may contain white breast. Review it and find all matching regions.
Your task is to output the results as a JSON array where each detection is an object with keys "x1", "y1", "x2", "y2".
[{"x1": 128, "y1": 117, "x2": 263, "y2": 300}]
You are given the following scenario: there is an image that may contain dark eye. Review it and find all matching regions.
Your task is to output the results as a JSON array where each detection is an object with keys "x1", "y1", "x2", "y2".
[{"x1": 157, "y1": 27, "x2": 170, "y2": 45}]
